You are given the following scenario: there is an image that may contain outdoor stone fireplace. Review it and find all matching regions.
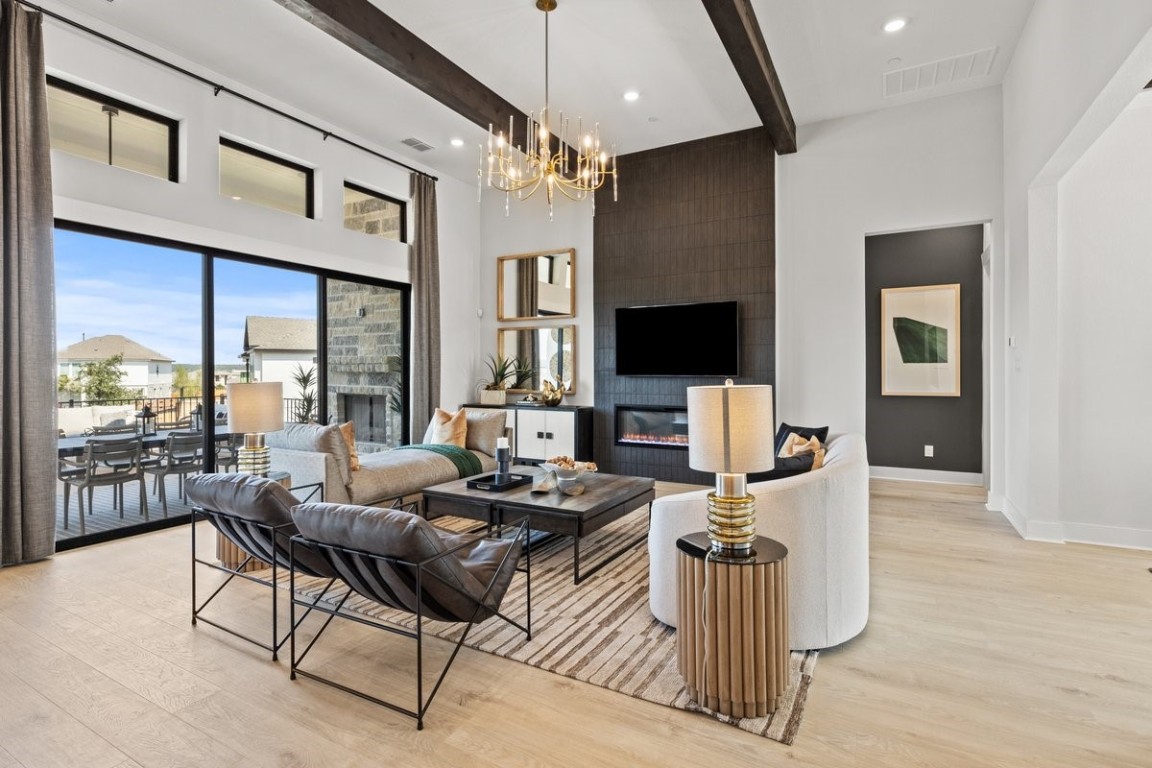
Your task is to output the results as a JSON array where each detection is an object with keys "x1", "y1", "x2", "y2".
[{"x1": 326, "y1": 279, "x2": 405, "y2": 449}]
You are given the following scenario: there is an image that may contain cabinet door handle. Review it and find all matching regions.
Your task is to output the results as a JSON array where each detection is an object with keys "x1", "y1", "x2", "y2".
[
  {"x1": 546, "y1": 432, "x2": 554, "y2": 440},
  {"x1": 537, "y1": 431, "x2": 544, "y2": 439}
]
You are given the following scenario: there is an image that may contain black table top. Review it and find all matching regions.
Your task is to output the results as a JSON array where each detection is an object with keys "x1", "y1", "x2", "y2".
[{"x1": 676, "y1": 531, "x2": 787, "y2": 564}]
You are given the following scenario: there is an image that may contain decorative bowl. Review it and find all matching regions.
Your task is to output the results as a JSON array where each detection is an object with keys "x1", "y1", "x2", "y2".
[{"x1": 541, "y1": 461, "x2": 596, "y2": 481}]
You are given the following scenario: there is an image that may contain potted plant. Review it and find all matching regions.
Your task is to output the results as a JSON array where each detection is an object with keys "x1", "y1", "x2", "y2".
[
  {"x1": 479, "y1": 354, "x2": 515, "y2": 405},
  {"x1": 511, "y1": 357, "x2": 536, "y2": 391}
]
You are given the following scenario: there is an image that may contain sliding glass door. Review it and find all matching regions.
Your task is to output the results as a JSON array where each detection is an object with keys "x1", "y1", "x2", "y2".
[
  {"x1": 55, "y1": 225, "x2": 204, "y2": 546},
  {"x1": 54, "y1": 222, "x2": 409, "y2": 550}
]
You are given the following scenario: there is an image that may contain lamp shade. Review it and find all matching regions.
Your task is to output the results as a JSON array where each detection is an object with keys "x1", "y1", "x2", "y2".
[
  {"x1": 687, "y1": 383, "x2": 774, "y2": 474},
  {"x1": 226, "y1": 382, "x2": 285, "y2": 434}
]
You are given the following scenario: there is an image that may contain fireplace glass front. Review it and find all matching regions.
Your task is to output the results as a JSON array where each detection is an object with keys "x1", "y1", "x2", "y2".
[{"x1": 615, "y1": 405, "x2": 689, "y2": 449}]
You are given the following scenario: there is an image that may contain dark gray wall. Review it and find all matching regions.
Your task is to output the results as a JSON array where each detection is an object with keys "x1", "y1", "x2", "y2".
[
  {"x1": 593, "y1": 128, "x2": 776, "y2": 483},
  {"x1": 864, "y1": 225, "x2": 983, "y2": 472}
]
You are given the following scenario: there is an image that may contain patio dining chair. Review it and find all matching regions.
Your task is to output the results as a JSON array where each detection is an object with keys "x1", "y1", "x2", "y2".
[
  {"x1": 58, "y1": 436, "x2": 149, "y2": 535},
  {"x1": 143, "y1": 432, "x2": 204, "y2": 516},
  {"x1": 83, "y1": 424, "x2": 139, "y2": 436},
  {"x1": 185, "y1": 473, "x2": 332, "y2": 660},
  {"x1": 288, "y1": 502, "x2": 532, "y2": 729},
  {"x1": 213, "y1": 433, "x2": 244, "y2": 472}
]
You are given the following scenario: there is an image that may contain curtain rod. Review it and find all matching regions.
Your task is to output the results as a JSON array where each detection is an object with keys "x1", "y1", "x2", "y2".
[{"x1": 17, "y1": 0, "x2": 438, "y2": 182}]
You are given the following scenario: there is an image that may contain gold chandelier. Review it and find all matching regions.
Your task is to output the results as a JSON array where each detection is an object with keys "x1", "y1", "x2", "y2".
[{"x1": 480, "y1": 0, "x2": 617, "y2": 218}]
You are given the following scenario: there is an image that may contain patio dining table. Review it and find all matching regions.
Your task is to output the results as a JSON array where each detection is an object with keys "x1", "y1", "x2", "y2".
[{"x1": 56, "y1": 430, "x2": 227, "y2": 457}]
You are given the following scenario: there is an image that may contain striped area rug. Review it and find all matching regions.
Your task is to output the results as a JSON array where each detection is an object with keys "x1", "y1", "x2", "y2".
[{"x1": 292, "y1": 512, "x2": 818, "y2": 745}]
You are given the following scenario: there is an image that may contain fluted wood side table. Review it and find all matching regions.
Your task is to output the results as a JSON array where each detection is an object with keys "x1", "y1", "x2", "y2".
[
  {"x1": 676, "y1": 532, "x2": 788, "y2": 718},
  {"x1": 215, "y1": 470, "x2": 290, "y2": 572}
]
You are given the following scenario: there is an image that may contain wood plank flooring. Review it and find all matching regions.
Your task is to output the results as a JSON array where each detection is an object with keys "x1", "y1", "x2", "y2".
[{"x1": 1, "y1": 480, "x2": 1149, "y2": 766}]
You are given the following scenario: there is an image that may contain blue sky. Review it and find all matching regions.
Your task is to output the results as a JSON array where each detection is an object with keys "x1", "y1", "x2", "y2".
[{"x1": 55, "y1": 228, "x2": 317, "y2": 365}]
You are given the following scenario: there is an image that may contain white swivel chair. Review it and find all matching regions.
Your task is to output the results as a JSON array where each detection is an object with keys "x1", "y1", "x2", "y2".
[{"x1": 647, "y1": 432, "x2": 870, "y2": 650}]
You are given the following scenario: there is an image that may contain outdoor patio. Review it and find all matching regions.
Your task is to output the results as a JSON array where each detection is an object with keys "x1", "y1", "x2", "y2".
[{"x1": 55, "y1": 472, "x2": 197, "y2": 542}]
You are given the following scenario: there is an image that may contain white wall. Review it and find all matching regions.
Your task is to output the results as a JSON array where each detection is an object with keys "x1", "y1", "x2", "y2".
[
  {"x1": 45, "y1": 18, "x2": 415, "y2": 284},
  {"x1": 776, "y1": 87, "x2": 1003, "y2": 476},
  {"x1": 475, "y1": 191, "x2": 595, "y2": 406},
  {"x1": 436, "y1": 177, "x2": 484, "y2": 410},
  {"x1": 39, "y1": 11, "x2": 487, "y2": 428},
  {"x1": 1054, "y1": 93, "x2": 1152, "y2": 548},
  {"x1": 1001, "y1": 2, "x2": 1152, "y2": 543}
]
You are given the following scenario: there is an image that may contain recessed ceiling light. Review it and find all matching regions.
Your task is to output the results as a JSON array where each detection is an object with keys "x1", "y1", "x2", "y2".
[
  {"x1": 623, "y1": 91, "x2": 640, "y2": 102},
  {"x1": 230, "y1": 195, "x2": 242, "y2": 201},
  {"x1": 887, "y1": 57, "x2": 902, "y2": 67},
  {"x1": 450, "y1": 138, "x2": 464, "y2": 147},
  {"x1": 883, "y1": 17, "x2": 907, "y2": 33}
]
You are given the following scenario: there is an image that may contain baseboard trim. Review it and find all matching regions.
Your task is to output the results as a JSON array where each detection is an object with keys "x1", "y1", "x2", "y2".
[
  {"x1": 1000, "y1": 496, "x2": 1028, "y2": 538},
  {"x1": 986, "y1": 493, "x2": 1004, "y2": 512},
  {"x1": 1061, "y1": 523, "x2": 1152, "y2": 551},
  {"x1": 869, "y1": 466, "x2": 983, "y2": 485},
  {"x1": 1000, "y1": 496, "x2": 1065, "y2": 542}
]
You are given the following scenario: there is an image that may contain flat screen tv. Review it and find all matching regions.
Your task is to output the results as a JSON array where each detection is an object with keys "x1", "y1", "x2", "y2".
[{"x1": 615, "y1": 301, "x2": 739, "y2": 376}]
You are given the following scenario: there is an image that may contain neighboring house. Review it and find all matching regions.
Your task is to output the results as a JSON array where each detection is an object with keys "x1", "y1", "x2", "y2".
[
  {"x1": 57, "y1": 334, "x2": 173, "y2": 399},
  {"x1": 242, "y1": 316, "x2": 317, "y2": 400},
  {"x1": 213, "y1": 364, "x2": 246, "y2": 390}
]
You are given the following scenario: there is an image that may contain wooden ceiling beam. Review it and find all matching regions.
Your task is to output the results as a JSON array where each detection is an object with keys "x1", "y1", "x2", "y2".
[
  {"x1": 701, "y1": 0, "x2": 797, "y2": 154},
  {"x1": 272, "y1": 0, "x2": 529, "y2": 142}
]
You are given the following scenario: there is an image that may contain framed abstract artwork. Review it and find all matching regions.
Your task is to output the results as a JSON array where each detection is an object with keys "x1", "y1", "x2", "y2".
[{"x1": 881, "y1": 283, "x2": 961, "y2": 397}]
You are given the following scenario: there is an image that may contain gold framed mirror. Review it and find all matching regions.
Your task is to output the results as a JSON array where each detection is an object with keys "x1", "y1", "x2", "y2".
[
  {"x1": 497, "y1": 325, "x2": 576, "y2": 394},
  {"x1": 497, "y1": 248, "x2": 575, "y2": 321}
]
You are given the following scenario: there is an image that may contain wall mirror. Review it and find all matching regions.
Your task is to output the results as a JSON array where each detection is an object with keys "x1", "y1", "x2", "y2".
[
  {"x1": 497, "y1": 248, "x2": 575, "y2": 321},
  {"x1": 497, "y1": 325, "x2": 576, "y2": 394}
]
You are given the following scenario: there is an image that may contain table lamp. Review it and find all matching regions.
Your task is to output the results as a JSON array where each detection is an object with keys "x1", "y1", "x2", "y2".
[
  {"x1": 226, "y1": 382, "x2": 284, "y2": 477},
  {"x1": 687, "y1": 380, "x2": 775, "y2": 555}
]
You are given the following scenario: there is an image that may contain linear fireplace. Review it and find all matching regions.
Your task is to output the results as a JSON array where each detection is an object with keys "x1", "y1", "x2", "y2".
[{"x1": 615, "y1": 404, "x2": 689, "y2": 449}]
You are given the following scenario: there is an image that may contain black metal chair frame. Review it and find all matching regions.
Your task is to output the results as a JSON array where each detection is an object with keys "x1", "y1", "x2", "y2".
[
  {"x1": 288, "y1": 518, "x2": 533, "y2": 730},
  {"x1": 190, "y1": 481, "x2": 328, "y2": 660}
]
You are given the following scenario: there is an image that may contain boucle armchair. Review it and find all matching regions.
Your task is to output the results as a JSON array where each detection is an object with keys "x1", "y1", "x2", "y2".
[{"x1": 648, "y1": 432, "x2": 870, "y2": 650}]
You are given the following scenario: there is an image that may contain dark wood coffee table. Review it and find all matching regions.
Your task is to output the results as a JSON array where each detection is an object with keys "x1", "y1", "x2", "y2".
[{"x1": 422, "y1": 469, "x2": 655, "y2": 584}]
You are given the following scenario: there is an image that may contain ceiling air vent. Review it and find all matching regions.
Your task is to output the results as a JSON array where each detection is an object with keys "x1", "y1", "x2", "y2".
[
  {"x1": 884, "y1": 46, "x2": 998, "y2": 98},
  {"x1": 401, "y1": 137, "x2": 435, "y2": 152}
]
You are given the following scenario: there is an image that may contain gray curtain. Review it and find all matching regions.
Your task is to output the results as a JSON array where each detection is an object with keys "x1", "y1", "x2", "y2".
[
  {"x1": 0, "y1": 0, "x2": 56, "y2": 565},
  {"x1": 408, "y1": 174, "x2": 440, "y2": 440}
]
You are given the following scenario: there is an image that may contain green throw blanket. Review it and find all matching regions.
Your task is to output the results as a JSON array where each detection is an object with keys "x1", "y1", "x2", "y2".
[{"x1": 394, "y1": 443, "x2": 483, "y2": 478}]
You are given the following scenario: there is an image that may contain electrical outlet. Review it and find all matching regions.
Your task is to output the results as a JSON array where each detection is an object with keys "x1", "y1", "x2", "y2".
[{"x1": 924, "y1": 445, "x2": 934, "y2": 458}]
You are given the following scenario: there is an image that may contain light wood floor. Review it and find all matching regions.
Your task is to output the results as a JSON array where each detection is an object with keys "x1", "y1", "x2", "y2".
[{"x1": 1, "y1": 480, "x2": 1150, "y2": 767}]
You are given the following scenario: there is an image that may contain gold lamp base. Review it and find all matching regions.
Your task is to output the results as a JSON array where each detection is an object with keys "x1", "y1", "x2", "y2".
[
  {"x1": 707, "y1": 473, "x2": 756, "y2": 555},
  {"x1": 237, "y1": 432, "x2": 271, "y2": 477}
]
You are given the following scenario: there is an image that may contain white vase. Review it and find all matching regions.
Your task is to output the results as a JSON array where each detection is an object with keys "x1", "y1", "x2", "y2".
[{"x1": 479, "y1": 389, "x2": 507, "y2": 406}]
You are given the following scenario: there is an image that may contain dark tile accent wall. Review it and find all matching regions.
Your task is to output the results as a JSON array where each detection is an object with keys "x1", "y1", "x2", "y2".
[{"x1": 593, "y1": 128, "x2": 776, "y2": 483}]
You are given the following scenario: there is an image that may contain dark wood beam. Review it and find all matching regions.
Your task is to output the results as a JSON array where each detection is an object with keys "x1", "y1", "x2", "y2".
[
  {"x1": 272, "y1": 0, "x2": 531, "y2": 143},
  {"x1": 701, "y1": 0, "x2": 797, "y2": 154}
]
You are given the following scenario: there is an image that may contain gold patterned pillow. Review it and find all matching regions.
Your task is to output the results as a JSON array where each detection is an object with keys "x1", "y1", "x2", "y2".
[{"x1": 423, "y1": 408, "x2": 467, "y2": 448}]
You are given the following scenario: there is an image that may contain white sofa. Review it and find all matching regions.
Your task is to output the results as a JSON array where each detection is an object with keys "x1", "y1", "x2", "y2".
[
  {"x1": 57, "y1": 404, "x2": 138, "y2": 436},
  {"x1": 266, "y1": 412, "x2": 505, "y2": 506},
  {"x1": 647, "y1": 432, "x2": 870, "y2": 650}
]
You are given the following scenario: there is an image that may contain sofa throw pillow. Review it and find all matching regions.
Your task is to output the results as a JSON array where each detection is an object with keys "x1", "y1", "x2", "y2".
[
  {"x1": 423, "y1": 408, "x2": 467, "y2": 448},
  {"x1": 464, "y1": 408, "x2": 507, "y2": 457},
  {"x1": 338, "y1": 421, "x2": 360, "y2": 471},
  {"x1": 777, "y1": 432, "x2": 826, "y2": 471},
  {"x1": 773, "y1": 422, "x2": 829, "y2": 475}
]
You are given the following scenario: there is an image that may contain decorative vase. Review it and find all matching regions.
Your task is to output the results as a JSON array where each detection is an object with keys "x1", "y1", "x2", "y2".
[{"x1": 479, "y1": 389, "x2": 507, "y2": 406}]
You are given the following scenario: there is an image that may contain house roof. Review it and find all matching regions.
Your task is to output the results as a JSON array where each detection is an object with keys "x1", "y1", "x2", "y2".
[
  {"x1": 58, "y1": 334, "x2": 174, "y2": 363},
  {"x1": 244, "y1": 316, "x2": 317, "y2": 353}
]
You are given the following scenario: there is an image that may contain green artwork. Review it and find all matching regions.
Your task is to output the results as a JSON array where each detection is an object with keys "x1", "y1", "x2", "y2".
[{"x1": 892, "y1": 317, "x2": 948, "y2": 364}]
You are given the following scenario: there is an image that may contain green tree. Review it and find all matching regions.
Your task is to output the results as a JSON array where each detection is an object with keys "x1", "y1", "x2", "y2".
[
  {"x1": 67, "y1": 354, "x2": 135, "y2": 402},
  {"x1": 171, "y1": 364, "x2": 202, "y2": 396}
]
